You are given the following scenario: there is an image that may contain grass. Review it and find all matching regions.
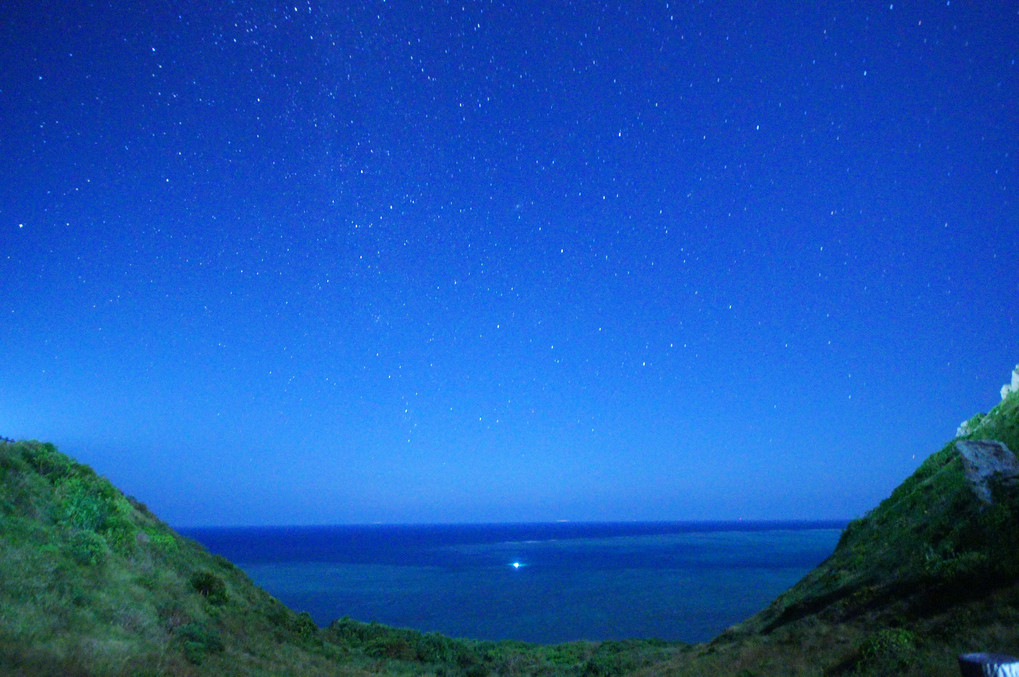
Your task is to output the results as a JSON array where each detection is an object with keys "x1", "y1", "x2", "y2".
[
  {"x1": 1, "y1": 387, "x2": 1018, "y2": 675},
  {"x1": 1, "y1": 439, "x2": 682, "y2": 676}
]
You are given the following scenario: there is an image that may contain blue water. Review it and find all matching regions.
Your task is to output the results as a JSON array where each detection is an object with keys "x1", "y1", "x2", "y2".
[{"x1": 181, "y1": 521, "x2": 845, "y2": 644}]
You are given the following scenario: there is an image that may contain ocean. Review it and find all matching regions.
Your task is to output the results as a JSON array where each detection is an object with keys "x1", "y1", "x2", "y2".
[{"x1": 181, "y1": 521, "x2": 845, "y2": 644}]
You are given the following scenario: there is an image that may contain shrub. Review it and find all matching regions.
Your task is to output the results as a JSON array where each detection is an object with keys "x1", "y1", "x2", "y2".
[
  {"x1": 176, "y1": 621, "x2": 224, "y2": 665},
  {"x1": 190, "y1": 571, "x2": 228, "y2": 606},
  {"x1": 288, "y1": 611, "x2": 321, "y2": 646},
  {"x1": 581, "y1": 639, "x2": 670, "y2": 676},
  {"x1": 101, "y1": 498, "x2": 139, "y2": 555},
  {"x1": 126, "y1": 495, "x2": 151, "y2": 516},
  {"x1": 21, "y1": 442, "x2": 72, "y2": 481},
  {"x1": 855, "y1": 627, "x2": 918, "y2": 673},
  {"x1": 327, "y1": 617, "x2": 388, "y2": 646},
  {"x1": 292, "y1": 611, "x2": 317, "y2": 634},
  {"x1": 143, "y1": 527, "x2": 179, "y2": 553},
  {"x1": 211, "y1": 554, "x2": 238, "y2": 572},
  {"x1": 415, "y1": 631, "x2": 475, "y2": 665},
  {"x1": 366, "y1": 635, "x2": 417, "y2": 661},
  {"x1": 68, "y1": 529, "x2": 109, "y2": 566},
  {"x1": 60, "y1": 481, "x2": 109, "y2": 532}
]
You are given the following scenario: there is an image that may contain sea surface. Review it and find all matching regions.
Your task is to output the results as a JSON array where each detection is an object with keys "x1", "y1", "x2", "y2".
[{"x1": 181, "y1": 521, "x2": 845, "y2": 644}]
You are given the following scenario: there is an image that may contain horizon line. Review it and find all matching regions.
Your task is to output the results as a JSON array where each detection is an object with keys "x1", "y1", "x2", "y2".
[{"x1": 176, "y1": 517, "x2": 854, "y2": 530}]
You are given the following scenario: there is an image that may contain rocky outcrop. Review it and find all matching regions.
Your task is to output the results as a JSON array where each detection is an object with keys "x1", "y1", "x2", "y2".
[
  {"x1": 957, "y1": 439, "x2": 1019, "y2": 504},
  {"x1": 957, "y1": 416, "x2": 983, "y2": 438},
  {"x1": 1001, "y1": 364, "x2": 1019, "y2": 400}
]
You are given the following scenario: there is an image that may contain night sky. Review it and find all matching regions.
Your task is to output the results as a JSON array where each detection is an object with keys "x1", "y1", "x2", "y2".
[{"x1": 2, "y1": 1, "x2": 1016, "y2": 526}]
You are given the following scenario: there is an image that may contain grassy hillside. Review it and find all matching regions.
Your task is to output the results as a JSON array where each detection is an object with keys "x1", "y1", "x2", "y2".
[
  {"x1": 1, "y1": 439, "x2": 343, "y2": 675},
  {"x1": 660, "y1": 387, "x2": 1019, "y2": 676},
  {"x1": 2, "y1": 382, "x2": 1018, "y2": 676},
  {"x1": 0, "y1": 439, "x2": 678, "y2": 676}
]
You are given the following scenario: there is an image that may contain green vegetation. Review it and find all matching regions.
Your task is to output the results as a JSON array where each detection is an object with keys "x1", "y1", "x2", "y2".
[
  {"x1": 2, "y1": 385, "x2": 1018, "y2": 675},
  {"x1": 708, "y1": 388, "x2": 1019, "y2": 675},
  {"x1": 0, "y1": 439, "x2": 678, "y2": 675},
  {"x1": 1, "y1": 441, "x2": 342, "y2": 675}
]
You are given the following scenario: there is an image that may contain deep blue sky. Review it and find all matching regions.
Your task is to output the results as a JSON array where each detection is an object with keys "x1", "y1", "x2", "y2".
[{"x1": 1, "y1": 1, "x2": 1016, "y2": 526}]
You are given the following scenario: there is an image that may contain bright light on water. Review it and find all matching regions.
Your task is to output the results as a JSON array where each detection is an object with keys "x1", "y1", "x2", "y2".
[{"x1": 190, "y1": 523, "x2": 846, "y2": 643}]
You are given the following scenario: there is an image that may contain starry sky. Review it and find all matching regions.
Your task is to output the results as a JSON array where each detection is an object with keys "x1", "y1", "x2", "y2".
[{"x1": 1, "y1": 1, "x2": 1016, "y2": 527}]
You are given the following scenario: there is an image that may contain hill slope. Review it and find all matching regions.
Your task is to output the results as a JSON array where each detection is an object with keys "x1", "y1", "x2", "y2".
[
  {"x1": 0, "y1": 439, "x2": 678, "y2": 676},
  {"x1": 656, "y1": 379, "x2": 1019, "y2": 676},
  {"x1": 2, "y1": 370, "x2": 1019, "y2": 676},
  {"x1": 0, "y1": 439, "x2": 350, "y2": 675}
]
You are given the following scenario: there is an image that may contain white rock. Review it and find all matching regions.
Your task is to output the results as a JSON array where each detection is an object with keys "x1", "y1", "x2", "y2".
[
  {"x1": 1004, "y1": 385, "x2": 1013, "y2": 401},
  {"x1": 957, "y1": 421, "x2": 971, "y2": 438},
  {"x1": 1012, "y1": 364, "x2": 1019, "y2": 390},
  {"x1": 957, "y1": 439, "x2": 1019, "y2": 504}
]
